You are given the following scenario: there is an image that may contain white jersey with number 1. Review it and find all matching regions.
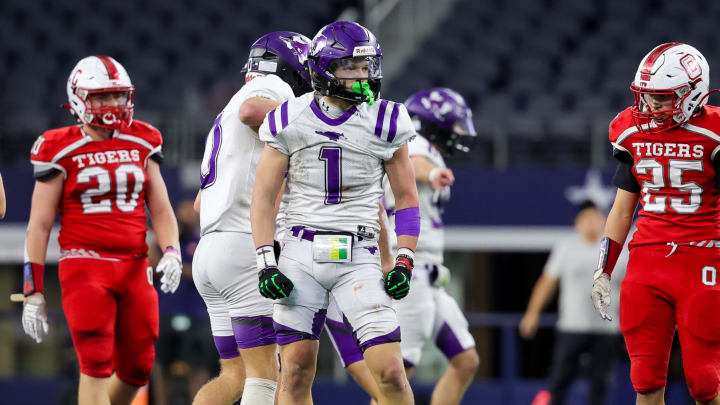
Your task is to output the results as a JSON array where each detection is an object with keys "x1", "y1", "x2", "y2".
[
  {"x1": 198, "y1": 74, "x2": 294, "y2": 236},
  {"x1": 259, "y1": 93, "x2": 415, "y2": 235}
]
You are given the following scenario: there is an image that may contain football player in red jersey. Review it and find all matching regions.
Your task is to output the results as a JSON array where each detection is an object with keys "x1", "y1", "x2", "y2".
[
  {"x1": 592, "y1": 43, "x2": 720, "y2": 405},
  {"x1": 21, "y1": 55, "x2": 182, "y2": 405}
]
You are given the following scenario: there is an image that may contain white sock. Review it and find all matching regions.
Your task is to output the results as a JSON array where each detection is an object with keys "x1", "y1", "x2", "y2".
[{"x1": 239, "y1": 377, "x2": 277, "y2": 405}]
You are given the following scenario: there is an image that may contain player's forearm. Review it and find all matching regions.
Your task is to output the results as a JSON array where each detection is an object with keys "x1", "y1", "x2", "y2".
[
  {"x1": 150, "y1": 205, "x2": 180, "y2": 251},
  {"x1": 0, "y1": 172, "x2": 6, "y2": 219},
  {"x1": 250, "y1": 197, "x2": 276, "y2": 248},
  {"x1": 25, "y1": 225, "x2": 52, "y2": 264},
  {"x1": 603, "y1": 189, "x2": 639, "y2": 246},
  {"x1": 26, "y1": 177, "x2": 63, "y2": 264},
  {"x1": 146, "y1": 162, "x2": 180, "y2": 250},
  {"x1": 252, "y1": 146, "x2": 288, "y2": 247},
  {"x1": 239, "y1": 97, "x2": 282, "y2": 128},
  {"x1": 524, "y1": 274, "x2": 558, "y2": 316},
  {"x1": 410, "y1": 156, "x2": 434, "y2": 183}
]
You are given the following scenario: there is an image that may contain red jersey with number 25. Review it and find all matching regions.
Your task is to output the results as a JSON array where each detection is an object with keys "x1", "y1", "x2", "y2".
[
  {"x1": 610, "y1": 106, "x2": 720, "y2": 248},
  {"x1": 30, "y1": 121, "x2": 163, "y2": 258}
]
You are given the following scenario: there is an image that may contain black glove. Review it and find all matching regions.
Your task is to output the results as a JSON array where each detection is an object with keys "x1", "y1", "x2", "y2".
[
  {"x1": 384, "y1": 254, "x2": 413, "y2": 299},
  {"x1": 258, "y1": 267, "x2": 294, "y2": 299}
]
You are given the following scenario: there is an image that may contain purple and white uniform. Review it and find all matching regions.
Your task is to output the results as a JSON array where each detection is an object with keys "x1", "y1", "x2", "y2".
[
  {"x1": 258, "y1": 92, "x2": 415, "y2": 350},
  {"x1": 193, "y1": 74, "x2": 294, "y2": 358},
  {"x1": 326, "y1": 134, "x2": 475, "y2": 367},
  {"x1": 391, "y1": 134, "x2": 475, "y2": 366}
]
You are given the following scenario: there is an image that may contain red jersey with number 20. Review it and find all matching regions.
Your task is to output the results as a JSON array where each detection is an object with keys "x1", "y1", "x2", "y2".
[
  {"x1": 30, "y1": 121, "x2": 163, "y2": 258},
  {"x1": 610, "y1": 106, "x2": 720, "y2": 248}
]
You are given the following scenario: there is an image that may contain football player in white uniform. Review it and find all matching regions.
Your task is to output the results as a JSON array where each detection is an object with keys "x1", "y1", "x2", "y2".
[
  {"x1": 251, "y1": 21, "x2": 419, "y2": 405},
  {"x1": 191, "y1": 31, "x2": 312, "y2": 405},
  {"x1": 325, "y1": 88, "x2": 480, "y2": 405}
]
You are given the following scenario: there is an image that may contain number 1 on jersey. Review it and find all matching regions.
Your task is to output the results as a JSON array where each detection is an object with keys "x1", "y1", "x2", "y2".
[{"x1": 319, "y1": 147, "x2": 342, "y2": 204}]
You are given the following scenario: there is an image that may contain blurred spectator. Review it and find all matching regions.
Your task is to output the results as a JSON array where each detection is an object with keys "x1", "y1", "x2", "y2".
[
  {"x1": 150, "y1": 199, "x2": 216, "y2": 405},
  {"x1": 519, "y1": 200, "x2": 627, "y2": 405}
]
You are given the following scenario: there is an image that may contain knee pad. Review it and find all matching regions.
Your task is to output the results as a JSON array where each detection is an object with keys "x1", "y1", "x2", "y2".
[
  {"x1": 74, "y1": 330, "x2": 114, "y2": 378},
  {"x1": 630, "y1": 366, "x2": 667, "y2": 395},
  {"x1": 115, "y1": 344, "x2": 155, "y2": 386},
  {"x1": 685, "y1": 368, "x2": 720, "y2": 403},
  {"x1": 628, "y1": 352, "x2": 668, "y2": 395}
]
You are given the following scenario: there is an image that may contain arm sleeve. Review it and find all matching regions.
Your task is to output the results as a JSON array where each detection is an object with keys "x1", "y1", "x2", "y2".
[
  {"x1": 384, "y1": 104, "x2": 416, "y2": 160},
  {"x1": 242, "y1": 75, "x2": 294, "y2": 103},
  {"x1": 407, "y1": 135, "x2": 433, "y2": 160},
  {"x1": 611, "y1": 148, "x2": 640, "y2": 193},
  {"x1": 258, "y1": 107, "x2": 290, "y2": 155},
  {"x1": 30, "y1": 134, "x2": 64, "y2": 180}
]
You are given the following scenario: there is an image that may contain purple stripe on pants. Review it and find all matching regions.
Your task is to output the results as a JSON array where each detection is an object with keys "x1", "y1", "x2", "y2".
[
  {"x1": 387, "y1": 103, "x2": 400, "y2": 142},
  {"x1": 374, "y1": 99, "x2": 389, "y2": 138},
  {"x1": 273, "y1": 321, "x2": 314, "y2": 346},
  {"x1": 213, "y1": 335, "x2": 240, "y2": 359},
  {"x1": 311, "y1": 308, "x2": 328, "y2": 337},
  {"x1": 359, "y1": 327, "x2": 401, "y2": 353},
  {"x1": 435, "y1": 322, "x2": 465, "y2": 360},
  {"x1": 326, "y1": 318, "x2": 363, "y2": 366},
  {"x1": 231, "y1": 316, "x2": 276, "y2": 349}
]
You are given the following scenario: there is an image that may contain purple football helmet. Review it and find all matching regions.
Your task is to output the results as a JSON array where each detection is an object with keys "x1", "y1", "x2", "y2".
[
  {"x1": 308, "y1": 21, "x2": 382, "y2": 104},
  {"x1": 242, "y1": 31, "x2": 312, "y2": 96},
  {"x1": 405, "y1": 88, "x2": 476, "y2": 155}
]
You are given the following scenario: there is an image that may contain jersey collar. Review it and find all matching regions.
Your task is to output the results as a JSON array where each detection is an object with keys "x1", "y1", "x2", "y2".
[{"x1": 310, "y1": 99, "x2": 357, "y2": 126}]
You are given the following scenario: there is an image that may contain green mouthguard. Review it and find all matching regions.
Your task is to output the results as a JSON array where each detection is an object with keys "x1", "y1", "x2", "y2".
[{"x1": 352, "y1": 81, "x2": 375, "y2": 105}]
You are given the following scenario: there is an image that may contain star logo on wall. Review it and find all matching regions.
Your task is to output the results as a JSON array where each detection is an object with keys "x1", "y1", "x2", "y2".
[{"x1": 564, "y1": 169, "x2": 616, "y2": 211}]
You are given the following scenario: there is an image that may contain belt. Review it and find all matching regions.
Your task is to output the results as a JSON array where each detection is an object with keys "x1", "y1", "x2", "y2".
[
  {"x1": 291, "y1": 226, "x2": 317, "y2": 242},
  {"x1": 290, "y1": 226, "x2": 362, "y2": 242}
]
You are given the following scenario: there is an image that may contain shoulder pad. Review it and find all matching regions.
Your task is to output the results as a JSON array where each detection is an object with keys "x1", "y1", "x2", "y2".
[
  {"x1": 609, "y1": 107, "x2": 635, "y2": 144},
  {"x1": 30, "y1": 126, "x2": 84, "y2": 163},
  {"x1": 118, "y1": 120, "x2": 163, "y2": 150}
]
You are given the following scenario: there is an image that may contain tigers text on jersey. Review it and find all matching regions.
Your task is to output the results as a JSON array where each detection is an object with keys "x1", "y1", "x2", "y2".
[
  {"x1": 30, "y1": 121, "x2": 163, "y2": 258},
  {"x1": 199, "y1": 74, "x2": 294, "y2": 236},
  {"x1": 259, "y1": 94, "x2": 415, "y2": 235},
  {"x1": 610, "y1": 106, "x2": 720, "y2": 247},
  {"x1": 384, "y1": 135, "x2": 447, "y2": 263}
]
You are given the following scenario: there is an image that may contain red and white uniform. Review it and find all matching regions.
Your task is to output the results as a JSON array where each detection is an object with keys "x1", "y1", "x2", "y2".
[
  {"x1": 30, "y1": 121, "x2": 163, "y2": 385},
  {"x1": 611, "y1": 106, "x2": 720, "y2": 247},
  {"x1": 610, "y1": 106, "x2": 720, "y2": 402},
  {"x1": 31, "y1": 121, "x2": 162, "y2": 258}
]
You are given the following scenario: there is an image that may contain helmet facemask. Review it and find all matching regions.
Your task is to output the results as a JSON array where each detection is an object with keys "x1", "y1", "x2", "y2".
[
  {"x1": 75, "y1": 87, "x2": 135, "y2": 130},
  {"x1": 630, "y1": 83, "x2": 693, "y2": 133},
  {"x1": 311, "y1": 56, "x2": 382, "y2": 105},
  {"x1": 414, "y1": 116, "x2": 476, "y2": 156}
]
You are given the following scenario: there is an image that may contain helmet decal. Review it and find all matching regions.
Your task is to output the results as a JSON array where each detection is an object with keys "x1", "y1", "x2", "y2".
[
  {"x1": 243, "y1": 31, "x2": 312, "y2": 96},
  {"x1": 96, "y1": 55, "x2": 120, "y2": 81},
  {"x1": 680, "y1": 54, "x2": 702, "y2": 80}
]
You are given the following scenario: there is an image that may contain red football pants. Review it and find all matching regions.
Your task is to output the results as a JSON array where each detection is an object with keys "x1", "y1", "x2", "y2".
[
  {"x1": 621, "y1": 244, "x2": 720, "y2": 402},
  {"x1": 59, "y1": 257, "x2": 159, "y2": 386}
]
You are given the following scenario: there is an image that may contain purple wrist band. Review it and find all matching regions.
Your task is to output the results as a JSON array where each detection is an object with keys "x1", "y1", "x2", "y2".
[{"x1": 395, "y1": 206, "x2": 420, "y2": 237}]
